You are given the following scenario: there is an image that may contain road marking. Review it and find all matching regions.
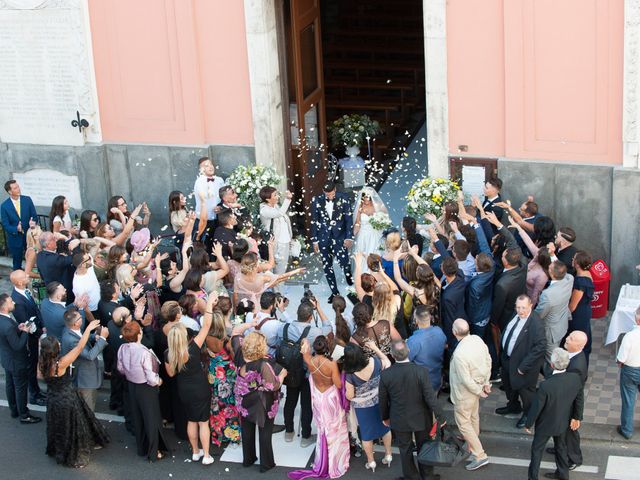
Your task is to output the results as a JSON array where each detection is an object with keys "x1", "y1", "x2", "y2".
[
  {"x1": 0, "y1": 399, "x2": 124, "y2": 423},
  {"x1": 605, "y1": 455, "x2": 640, "y2": 479}
]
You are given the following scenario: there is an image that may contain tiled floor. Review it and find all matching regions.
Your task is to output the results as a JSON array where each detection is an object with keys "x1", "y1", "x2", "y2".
[{"x1": 479, "y1": 316, "x2": 637, "y2": 426}]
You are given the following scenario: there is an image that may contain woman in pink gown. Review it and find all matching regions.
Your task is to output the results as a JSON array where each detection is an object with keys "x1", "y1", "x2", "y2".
[{"x1": 288, "y1": 337, "x2": 350, "y2": 479}]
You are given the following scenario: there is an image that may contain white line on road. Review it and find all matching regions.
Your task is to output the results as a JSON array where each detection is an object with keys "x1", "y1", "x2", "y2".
[{"x1": 0, "y1": 399, "x2": 124, "y2": 423}]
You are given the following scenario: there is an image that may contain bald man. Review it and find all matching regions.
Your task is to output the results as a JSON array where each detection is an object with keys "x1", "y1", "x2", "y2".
[
  {"x1": 546, "y1": 331, "x2": 589, "y2": 471},
  {"x1": 9, "y1": 270, "x2": 45, "y2": 405},
  {"x1": 450, "y1": 319, "x2": 492, "y2": 471}
]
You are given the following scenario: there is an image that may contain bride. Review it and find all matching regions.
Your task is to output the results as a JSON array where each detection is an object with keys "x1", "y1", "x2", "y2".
[{"x1": 353, "y1": 186, "x2": 388, "y2": 272}]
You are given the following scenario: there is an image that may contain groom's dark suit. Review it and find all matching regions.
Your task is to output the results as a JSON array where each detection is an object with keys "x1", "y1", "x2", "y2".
[{"x1": 310, "y1": 192, "x2": 353, "y2": 296}]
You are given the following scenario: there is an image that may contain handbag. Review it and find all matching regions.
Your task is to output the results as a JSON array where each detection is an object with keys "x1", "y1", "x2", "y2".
[{"x1": 417, "y1": 425, "x2": 468, "y2": 467}]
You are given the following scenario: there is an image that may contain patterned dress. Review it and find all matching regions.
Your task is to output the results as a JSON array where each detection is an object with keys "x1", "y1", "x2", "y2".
[{"x1": 207, "y1": 344, "x2": 241, "y2": 446}]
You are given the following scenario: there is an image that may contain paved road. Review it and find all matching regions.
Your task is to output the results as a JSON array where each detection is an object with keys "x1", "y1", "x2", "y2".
[{"x1": 0, "y1": 403, "x2": 637, "y2": 480}]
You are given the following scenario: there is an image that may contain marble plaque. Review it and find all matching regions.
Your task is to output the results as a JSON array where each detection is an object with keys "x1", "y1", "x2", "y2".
[
  {"x1": 0, "y1": 0, "x2": 100, "y2": 145},
  {"x1": 13, "y1": 169, "x2": 82, "y2": 209}
]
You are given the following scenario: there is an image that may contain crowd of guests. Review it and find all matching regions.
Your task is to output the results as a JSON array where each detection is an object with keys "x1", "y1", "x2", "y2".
[{"x1": 0, "y1": 165, "x2": 635, "y2": 480}]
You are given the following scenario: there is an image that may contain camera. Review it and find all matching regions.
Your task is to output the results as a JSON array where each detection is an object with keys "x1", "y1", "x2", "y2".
[
  {"x1": 24, "y1": 316, "x2": 37, "y2": 334},
  {"x1": 302, "y1": 283, "x2": 316, "y2": 306}
]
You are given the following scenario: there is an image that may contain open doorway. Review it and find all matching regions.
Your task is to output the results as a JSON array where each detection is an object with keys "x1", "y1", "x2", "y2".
[{"x1": 278, "y1": 0, "x2": 426, "y2": 234}]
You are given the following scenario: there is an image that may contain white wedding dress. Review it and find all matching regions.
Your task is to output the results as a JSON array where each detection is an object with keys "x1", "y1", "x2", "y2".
[{"x1": 353, "y1": 186, "x2": 388, "y2": 273}]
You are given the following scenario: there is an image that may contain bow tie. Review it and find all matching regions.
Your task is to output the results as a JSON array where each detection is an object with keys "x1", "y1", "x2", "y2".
[
  {"x1": 206, "y1": 177, "x2": 215, "y2": 183},
  {"x1": 326, "y1": 199, "x2": 334, "y2": 204}
]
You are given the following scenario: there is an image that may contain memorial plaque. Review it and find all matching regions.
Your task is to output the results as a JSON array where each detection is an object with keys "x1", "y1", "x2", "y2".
[
  {"x1": 0, "y1": 0, "x2": 100, "y2": 145},
  {"x1": 13, "y1": 169, "x2": 82, "y2": 209}
]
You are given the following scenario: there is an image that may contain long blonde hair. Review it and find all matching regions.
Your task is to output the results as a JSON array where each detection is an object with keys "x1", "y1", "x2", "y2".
[
  {"x1": 208, "y1": 309, "x2": 226, "y2": 340},
  {"x1": 372, "y1": 282, "x2": 397, "y2": 323},
  {"x1": 115, "y1": 264, "x2": 135, "y2": 291},
  {"x1": 167, "y1": 323, "x2": 189, "y2": 373}
]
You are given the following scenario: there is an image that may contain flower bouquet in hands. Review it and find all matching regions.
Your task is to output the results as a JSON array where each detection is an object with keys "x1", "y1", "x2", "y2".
[
  {"x1": 227, "y1": 165, "x2": 283, "y2": 222},
  {"x1": 406, "y1": 177, "x2": 461, "y2": 217},
  {"x1": 368, "y1": 211, "x2": 393, "y2": 231}
]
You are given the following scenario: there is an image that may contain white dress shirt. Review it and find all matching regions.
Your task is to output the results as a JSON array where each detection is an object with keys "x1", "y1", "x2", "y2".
[
  {"x1": 193, "y1": 175, "x2": 225, "y2": 221},
  {"x1": 325, "y1": 199, "x2": 334, "y2": 219},
  {"x1": 618, "y1": 325, "x2": 640, "y2": 367},
  {"x1": 502, "y1": 315, "x2": 528, "y2": 356}
]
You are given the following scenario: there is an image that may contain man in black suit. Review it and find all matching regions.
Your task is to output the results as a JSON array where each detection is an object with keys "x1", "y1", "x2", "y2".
[
  {"x1": 36, "y1": 231, "x2": 75, "y2": 302},
  {"x1": 481, "y1": 177, "x2": 505, "y2": 230},
  {"x1": 525, "y1": 348, "x2": 584, "y2": 480},
  {"x1": 9, "y1": 270, "x2": 46, "y2": 406},
  {"x1": 546, "y1": 331, "x2": 589, "y2": 470},
  {"x1": 440, "y1": 257, "x2": 467, "y2": 353},
  {"x1": 379, "y1": 340, "x2": 445, "y2": 480},
  {"x1": 0, "y1": 294, "x2": 41, "y2": 423},
  {"x1": 495, "y1": 294, "x2": 546, "y2": 428},
  {"x1": 310, "y1": 181, "x2": 354, "y2": 302}
]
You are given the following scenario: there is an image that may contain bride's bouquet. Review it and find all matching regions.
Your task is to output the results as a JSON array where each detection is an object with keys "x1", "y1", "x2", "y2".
[
  {"x1": 406, "y1": 177, "x2": 460, "y2": 217},
  {"x1": 368, "y1": 211, "x2": 393, "y2": 231}
]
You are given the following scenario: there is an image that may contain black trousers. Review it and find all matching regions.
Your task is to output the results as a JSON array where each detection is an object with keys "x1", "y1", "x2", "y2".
[
  {"x1": 27, "y1": 336, "x2": 41, "y2": 401},
  {"x1": 241, "y1": 416, "x2": 275, "y2": 472},
  {"x1": 9, "y1": 242, "x2": 24, "y2": 271},
  {"x1": 110, "y1": 367, "x2": 125, "y2": 410},
  {"x1": 565, "y1": 427, "x2": 582, "y2": 465},
  {"x1": 128, "y1": 381, "x2": 168, "y2": 460},
  {"x1": 319, "y1": 240, "x2": 352, "y2": 296},
  {"x1": 5, "y1": 367, "x2": 29, "y2": 418},
  {"x1": 283, "y1": 378, "x2": 312, "y2": 438},
  {"x1": 529, "y1": 431, "x2": 569, "y2": 480},
  {"x1": 501, "y1": 356, "x2": 536, "y2": 415},
  {"x1": 395, "y1": 429, "x2": 435, "y2": 480}
]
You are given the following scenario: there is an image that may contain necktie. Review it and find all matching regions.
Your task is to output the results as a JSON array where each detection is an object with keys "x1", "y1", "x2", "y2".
[
  {"x1": 502, "y1": 319, "x2": 520, "y2": 356},
  {"x1": 15, "y1": 200, "x2": 20, "y2": 218},
  {"x1": 25, "y1": 290, "x2": 34, "y2": 304}
]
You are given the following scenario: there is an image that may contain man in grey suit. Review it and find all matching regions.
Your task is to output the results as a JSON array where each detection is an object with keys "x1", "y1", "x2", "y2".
[
  {"x1": 60, "y1": 308, "x2": 109, "y2": 411},
  {"x1": 535, "y1": 261, "x2": 573, "y2": 363}
]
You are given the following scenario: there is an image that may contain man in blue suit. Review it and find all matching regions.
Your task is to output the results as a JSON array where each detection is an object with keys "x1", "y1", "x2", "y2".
[
  {"x1": 310, "y1": 181, "x2": 354, "y2": 302},
  {"x1": 10, "y1": 270, "x2": 46, "y2": 406},
  {"x1": 0, "y1": 293, "x2": 41, "y2": 423},
  {"x1": 1, "y1": 180, "x2": 38, "y2": 270}
]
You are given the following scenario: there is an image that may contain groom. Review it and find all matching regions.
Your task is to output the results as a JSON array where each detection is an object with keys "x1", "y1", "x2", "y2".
[{"x1": 310, "y1": 181, "x2": 354, "y2": 302}]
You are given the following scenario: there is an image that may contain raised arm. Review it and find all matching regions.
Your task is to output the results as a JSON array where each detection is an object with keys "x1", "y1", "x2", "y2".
[
  {"x1": 57, "y1": 319, "x2": 101, "y2": 372},
  {"x1": 169, "y1": 238, "x2": 192, "y2": 292},
  {"x1": 393, "y1": 249, "x2": 416, "y2": 296},
  {"x1": 509, "y1": 216, "x2": 539, "y2": 256},
  {"x1": 212, "y1": 242, "x2": 230, "y2": 280},
  {"x1": 193, "y1": 293, "x2": 218, "y2": 348}
]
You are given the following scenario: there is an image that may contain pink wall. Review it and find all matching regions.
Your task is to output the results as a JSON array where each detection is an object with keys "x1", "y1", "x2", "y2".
[
  {"x1": 447, "y1": 0, "x2": 623, "y2": 165},
  {"x1": 447, "y1": 0, "x2": 505, "y2": 157},
  {"x1": 88, "y1": 0, "x2": 254, "y2": 145}
]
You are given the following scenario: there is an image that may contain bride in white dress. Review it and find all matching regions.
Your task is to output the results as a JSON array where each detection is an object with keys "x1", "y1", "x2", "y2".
[{"x1": 353, "y1": 186, "x2": 388, "y2": 272}]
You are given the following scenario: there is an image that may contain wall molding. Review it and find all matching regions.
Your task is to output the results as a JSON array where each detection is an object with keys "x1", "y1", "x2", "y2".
[{"x1": 623, "y1": 0, "x2": 640, "y2": 169}]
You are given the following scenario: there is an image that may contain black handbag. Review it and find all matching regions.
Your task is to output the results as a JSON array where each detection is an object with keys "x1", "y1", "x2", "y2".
[{"x1": 417, "y1": 426, "x2": 468, "y2": 467}]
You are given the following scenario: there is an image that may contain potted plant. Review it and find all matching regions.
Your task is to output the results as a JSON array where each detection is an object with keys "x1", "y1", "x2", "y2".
[{"x1": 327, "y1": 114, "x2": 381, "y2": 158}]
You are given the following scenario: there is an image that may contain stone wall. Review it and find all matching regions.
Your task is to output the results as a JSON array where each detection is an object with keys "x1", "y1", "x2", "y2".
[
  {"x1": 0, "y1": 142, "x2": 255, "y2": 232},
  {"x1": 499, "y1": 158, "x2": 640, "y2": 303}
]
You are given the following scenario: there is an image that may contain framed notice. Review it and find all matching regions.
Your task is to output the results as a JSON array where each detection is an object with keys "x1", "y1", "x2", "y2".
[{"x1": 449, "y1": 157, "x2": 498, "y2": 202}]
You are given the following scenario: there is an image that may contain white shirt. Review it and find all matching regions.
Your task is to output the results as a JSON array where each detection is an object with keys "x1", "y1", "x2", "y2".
[
  {"x1": 73, "y1": 266, "x2": 101, "y2": 311},
  {"x1": 617, "y1": 325, "x2": 640, "y2": 367},
  {"x1": 568, "y1": 350, "x2": 581, "y2": 360},
  {"x1": 193, "y1": 175, "x2": 225, "y2": 220},
  {"x1": 502, "y1": 315, "x2": 528, "y2": 356},
  {"x1": 53, "y1": 211, "x2": 72, "y2": 230},
  {"x1": 14, "y1": 287, "x2": 30, "y2": 300},
  {"x1": 325, "y1": 199, "x2": 334, "y2": 219},
  {"x1": 180, "y1": 315, "x2": 201, "y2": 332}
]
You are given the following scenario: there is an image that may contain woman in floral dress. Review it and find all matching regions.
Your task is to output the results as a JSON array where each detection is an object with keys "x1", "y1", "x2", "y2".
[{"x1": 205, "y1": 311, "x2": 241, "y2": 446}]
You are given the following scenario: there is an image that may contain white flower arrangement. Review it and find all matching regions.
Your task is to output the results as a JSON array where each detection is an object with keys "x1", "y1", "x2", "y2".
[
  {"x1": 406, "y1": 177, "x2": 461, "y2": 217},
  {"x1": 327, "y1": 114, "x2": 381, "y2": 148},
  {"x1": 368, "y1": 211, "x2": 393, "y2": 231},
  {"x1": 227, "y1": 165, "x2": 283, "y2": 222}
]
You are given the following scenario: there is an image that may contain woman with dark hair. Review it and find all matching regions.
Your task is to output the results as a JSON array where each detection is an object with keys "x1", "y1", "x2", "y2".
[
  {"x1": 259, "y1": 185, "x2": 293, "y2": 274},
  {"x1": 289, "y1": 336, "x2": 349, "y2": 479},
  {"x1": 402, "y1": 216, "x2": 423, "y2": 256},
  {"x1": 533, "y1": 215, "x2": 556, "y2": 249},
  {"x1": 168, "y1": 191, "x2": 188, "y2": 234},
  {"x1": 117, "y1": 321, "x2": 168, "y2": 462},
  {"x1": 108, "y1": 196, "x2": 150, "y2": 235},
  {"x1": 235, "y1": 298, "x2": 256, "y2": 323},
  {"x1": 183, "y1": 270, "x2": 207, "y2": 317},
  {"x1": 95, "y1": 203, "x2": 142, "y2": 247},
  {"x1": 49, "y1": 195, "x2": 76, "y2": 235},
  {"x1": 331, "y1": 296, "x2": 352, "y2": 360},
  {"x1": 568, "y1": 250, "x2": 595, "y2": 363},
  {"x1": 344, "y1": 343, "x2": 392, "y2": 472},
  {"x1": 39, "y1": 319, "x2": 109, "y2": 468},
  {"x1": 190, "y1": 243, "x2": 229, "y2": 297},
  {"x1": 351, "y1": 302, "x2": 401, "y2": 359},
  {"x1": 79, "y1": 210, "x2": 100, "y2": 238}
]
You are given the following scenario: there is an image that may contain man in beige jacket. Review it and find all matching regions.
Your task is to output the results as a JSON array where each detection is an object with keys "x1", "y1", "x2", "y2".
[{"x1": 450, "y1": 319, "x2": 492, "y2": 471}]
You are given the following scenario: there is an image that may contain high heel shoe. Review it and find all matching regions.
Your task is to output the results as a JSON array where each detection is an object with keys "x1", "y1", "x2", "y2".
[
  {"x1": 381, "y1": 454, "x2": 393, "y2": 467},
  {"x1": 365, "y1": 461, "x2": 377, "y2": 473}
]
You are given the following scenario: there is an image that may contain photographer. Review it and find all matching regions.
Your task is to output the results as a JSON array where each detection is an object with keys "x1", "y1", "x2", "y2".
[
  {"x1": 278, "y1": 297, "x2": 333, "y2": 447},
  {"x1": 274, "y1": 293, "x2": 292, "y2": 323}
]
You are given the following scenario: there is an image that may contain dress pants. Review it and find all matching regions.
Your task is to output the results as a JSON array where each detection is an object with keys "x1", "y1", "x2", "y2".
[
  {"x1": 565, "y1": 428, "x2": 582, "y2": 465},
  {"x1": 27, "y1": 335, "x2": 41, "y2": 401},
  {"x1": 9, "y1": 242, "x2": 24, "y2": 271},
  {"x1": 283, "y1": 378, "x2": 313, "y2": 438},
  {"x1": 274, "y1": 241, "x2": 290, "y2": 275},
  {"x1": 395, "y1": 429, "x2": 435, "y2": 480},
  {"x1": 528, "y1": 431, "x2": 569, "y2": 480},
  {"x1": 5, "y1": 367, "x2": 29, "y2": 418},
  {"x1": 110, "y1": 367, "x2": 125, "y2": 410},
  {"x1": 319, "y1": 240, "x2": 352, "y2": 296},
  {"x1": 454, "y1": 395, "x2": 486, "y2": 460},
  {"x1": 241, "y1": 416, "x2": 275, "y2": 472},
  {"x1": 501, "y1": 356, "x2": 536, "y2": 415},
  {"x1": 128, "y1": 381, "x2": 168, "y2": 460}
]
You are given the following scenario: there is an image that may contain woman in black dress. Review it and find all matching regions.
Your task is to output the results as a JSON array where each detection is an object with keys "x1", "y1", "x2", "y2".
[
  {"x1": 568, "y1": 250, "x2": 595, "y2": 364},
  {"x1": 38, "y1": 319, "x2": 110, "y2": 468},
  {"x1": 165, "y1": 293, "x2": 216, "y2": 465}
]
